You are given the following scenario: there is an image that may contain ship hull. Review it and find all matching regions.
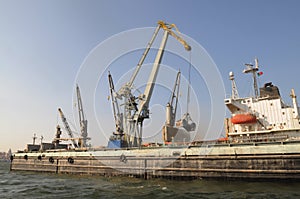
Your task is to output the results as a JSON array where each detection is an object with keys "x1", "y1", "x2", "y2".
[{"x1": 10, "y1": 140, "x2": 300, "y2": 180}]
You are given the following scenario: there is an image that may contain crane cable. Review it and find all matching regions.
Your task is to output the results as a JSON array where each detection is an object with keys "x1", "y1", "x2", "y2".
[{"x1": 186, "y1": 51, "x2": 192, "y2": 114}]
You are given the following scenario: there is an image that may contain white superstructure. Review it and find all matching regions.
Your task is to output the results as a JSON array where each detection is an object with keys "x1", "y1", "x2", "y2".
[{"x1": 224, "y1": 59, "x2": 300, "y2": 141}]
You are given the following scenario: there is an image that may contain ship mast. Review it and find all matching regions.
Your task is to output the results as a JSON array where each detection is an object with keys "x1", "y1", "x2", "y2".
[
  {"x1": 290, "y1": 89, "x2": 299, "y2": 119},
  {"x1": 243, "y1": 58, "x2": 259, "y2": 98},
  {"x1": 32, "y1": 133, "x2": 37, "y2": 145},
  {"x1": 229, "y1": 71, "x2": 239, "y2": 99}
]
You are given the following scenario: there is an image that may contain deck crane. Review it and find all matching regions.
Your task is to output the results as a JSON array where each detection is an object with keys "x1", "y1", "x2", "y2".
[
  {"x1": 162, "y1": 71, "x2": 184, "y2": 143},
  {"x1": 58, "y1": 108, "x2": 78, "y2": 148},
  {"x1": 109, "y1": 20, "x2": 191, "y2": 148},
  {"x1": 76, "y1": 85, "x2": 88, "y2": 147},
  {"x1": 165, "y1": 71, "x2": 181, "y2": 127}
]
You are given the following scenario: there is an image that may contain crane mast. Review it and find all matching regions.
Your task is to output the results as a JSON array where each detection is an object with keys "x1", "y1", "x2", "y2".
[
  {"x1": 109, "y1": 20, "x2": 191, "y2": 148},
  {"x1": 76, "y1": 85, "x2": 88, "y2": 147},
  {"x1": 58, "y1": 108, "x2": 78, "y2": 148}
]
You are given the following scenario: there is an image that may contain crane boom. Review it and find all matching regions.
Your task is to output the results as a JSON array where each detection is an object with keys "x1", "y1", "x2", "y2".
[
  {"x1": 108, "y1": 72, "x2": 123, "y2": 136},
  {"x1": 58, "y1": 108, "x2": 78, "y2": 148},
  {"x1": 132, "y1": 21, "x2": 191, "y2": 147},
  {"x1": 166, "y1": 71, "x2": 181, "y2": 126},
  {"x1": 126, "y1": 25, "x2": 161, "y2": 90},
  {"x1": 76, "y1": 85, "x2": 88, "y2": 147},
  {"x1": 133, "y1": 21, "x2": 191, "y2": 122},
  {"x1": 118, "y1": 21, "x2": 191, "y2": 96},
  {"x1": 133, "y1": 31, "x2": 169, "y2": 122}
]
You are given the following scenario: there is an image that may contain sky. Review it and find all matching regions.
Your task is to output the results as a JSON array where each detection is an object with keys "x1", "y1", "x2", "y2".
[{"x1": 1, "y1": 0, "x2": 300, "y2": 152}]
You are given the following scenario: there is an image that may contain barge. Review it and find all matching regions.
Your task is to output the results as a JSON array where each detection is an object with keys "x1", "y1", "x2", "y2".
[{"x1": 10, "y1": 141, "x2": 300, "y2": 180}]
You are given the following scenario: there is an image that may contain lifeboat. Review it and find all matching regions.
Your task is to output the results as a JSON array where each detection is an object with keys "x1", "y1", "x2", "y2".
[{"x1": 231, "y1": 113, "x2": 257, "y2": 124}]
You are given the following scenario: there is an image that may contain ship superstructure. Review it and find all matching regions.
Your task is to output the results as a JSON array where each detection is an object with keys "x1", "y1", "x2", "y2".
[{"x1": 224, "y1": 59, "x2": 300, "y2": 143}]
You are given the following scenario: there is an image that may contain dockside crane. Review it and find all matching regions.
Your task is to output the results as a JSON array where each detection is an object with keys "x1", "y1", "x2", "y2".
[
  {"x1": 76, "y1": 85, "x2": 88, "y2": 147},
  {"x1": 58, "y1": 108, "x2": 78, "y2": 148},
  {"x1": 109, "y1": 20, "x2": 191, "y2": 148}
]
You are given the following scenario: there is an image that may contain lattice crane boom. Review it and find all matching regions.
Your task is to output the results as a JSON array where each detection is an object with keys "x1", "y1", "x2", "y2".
[
  {"x1": 76, "y1": 85, "x2": 88, "y2": 147},
  {"x1": 58, "y1": 108, "x2": 78, "y2": 148}
]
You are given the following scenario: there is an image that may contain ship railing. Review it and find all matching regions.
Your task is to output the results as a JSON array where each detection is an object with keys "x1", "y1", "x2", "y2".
[{"x1": 230, "y1": 133, "x2": 289, "y2": 143}]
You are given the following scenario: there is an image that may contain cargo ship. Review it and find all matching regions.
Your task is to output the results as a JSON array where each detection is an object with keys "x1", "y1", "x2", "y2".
[{"x1": 10, "y1": 21, "x2": 300, "y2": 180}]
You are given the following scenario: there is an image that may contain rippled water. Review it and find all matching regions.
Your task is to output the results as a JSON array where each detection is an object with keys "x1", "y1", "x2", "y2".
[{"x1": 1, "y1": 161, "x2": 300, "y2": 198}]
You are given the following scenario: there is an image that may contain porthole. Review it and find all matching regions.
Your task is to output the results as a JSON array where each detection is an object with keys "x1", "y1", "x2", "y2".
[
  {"x1": 49, "y1": 157, "x2": 54, "y2": 164},
  {"x1": 67, "y1": 157, "x2": 74, "y2": 164}
]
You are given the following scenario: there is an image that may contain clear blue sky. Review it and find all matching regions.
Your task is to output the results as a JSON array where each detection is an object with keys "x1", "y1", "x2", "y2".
[{"x1": 1, "y1": 0, "x2": 300, "y2": 152}]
